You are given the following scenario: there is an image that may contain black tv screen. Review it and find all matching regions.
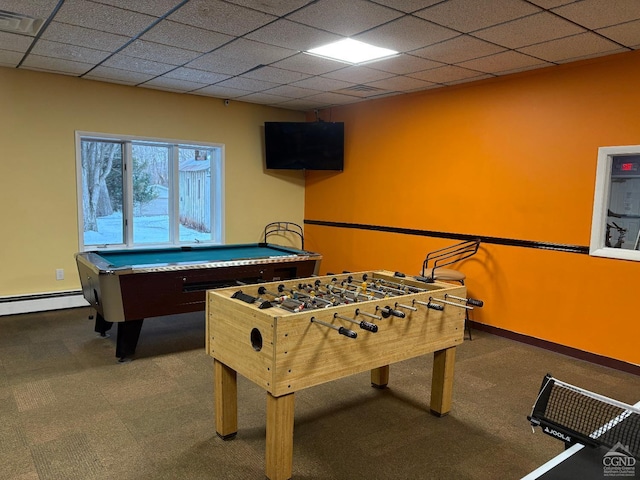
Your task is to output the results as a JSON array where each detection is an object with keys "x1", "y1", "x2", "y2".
[{"x1": 264, "y1": 122, "x2": 344, "y2": 171}]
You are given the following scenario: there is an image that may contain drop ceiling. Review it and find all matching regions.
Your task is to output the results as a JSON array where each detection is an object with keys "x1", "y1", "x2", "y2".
[{"x1": 2, "y1": 0, "x2": 639, "y2": 112}]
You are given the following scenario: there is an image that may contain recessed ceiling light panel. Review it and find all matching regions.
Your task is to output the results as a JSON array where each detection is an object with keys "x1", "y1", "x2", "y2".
[{"x1": 306, "y1": 39, "x2": 398, "y2": 65}]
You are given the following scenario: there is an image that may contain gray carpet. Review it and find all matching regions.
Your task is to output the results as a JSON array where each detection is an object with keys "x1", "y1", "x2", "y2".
[{"x1": 1, "y1": 307, "x2": 638, "y2": 479}]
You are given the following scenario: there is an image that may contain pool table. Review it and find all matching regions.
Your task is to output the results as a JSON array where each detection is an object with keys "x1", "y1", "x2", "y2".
[{"x1": 75, "y1": 243, "x2": 322, "y2": 361}]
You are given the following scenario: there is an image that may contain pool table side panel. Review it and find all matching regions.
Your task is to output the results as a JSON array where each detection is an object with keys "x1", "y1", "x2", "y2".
[{"x1": 77, "y1": 252, "x2": 321, "y2": 322}]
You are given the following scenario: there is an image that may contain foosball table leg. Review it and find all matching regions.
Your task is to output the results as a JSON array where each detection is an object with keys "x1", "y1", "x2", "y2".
[
  {"x1": 430, "y1": 347, "x2": 456, "y2": 417},
  {"x1": 214, "y1": 359, "x2": 238, "y2": 440},
  {"x1": 266, "y1": 392, "x2": 295, "y2": 480},
  {"x1": 371, "y1": 365, "x2": 390, "y2": 389}
]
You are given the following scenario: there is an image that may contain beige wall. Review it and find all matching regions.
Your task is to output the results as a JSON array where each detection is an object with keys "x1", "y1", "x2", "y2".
[{"x1": 0, "y1": 67, "x2": 305, "y2": 297}]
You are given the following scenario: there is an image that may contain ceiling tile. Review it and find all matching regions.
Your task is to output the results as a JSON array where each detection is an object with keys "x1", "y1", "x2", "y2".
[
  {"x1": 168, "y1": 0, "x2": 276, "y2": 37},
  {"x1": 140, "y1": 76, "x2": 208, "y2": 92},
  {"x1": 53, "y1": 0, "x2": 157, "y2": 36},
  {"x1": 411, "y1": 35, "x2": 506, "y2": 63},
  {"x1": 162, "y1": 67, "x2": 231, "y2": 84},
  {"x1": 88, "y1": 0, "x2": 186, "y2": 17},
  {"x1": 526, "y1": 0, "x2": 575, "y2": 7},
  {"x1": 225, "y1": 0, "x2": 313, "y2": 16},
  {"x1": 270, "y1": 53, "x2": 346, "y2": 76},
  {"x1": 8, "y1": 0, "x2": 640, "y2": 112},
  {"x1": 552, "y1": 0, "x2": 640, "y2": 30},
  {"x1": 408, "y1": 64, "x2": 488, "y2": 84},
  {"x1": 262, "y1": 84, "x2": 320, "y2": 98},
  {"x1": 40, "y1": 21, "x2": 130, "y2": 51},
  {"x1": 322, "y1": 65, "x2": 396, "y2": 83},
  {"x1": 213, "y1": 38, "x2": 298, "y2": 66},
  {"x1": 245, "y1": 19, "x2": 342, "y2": 51},
  {"x1": 215, "y1": 76, "x2": 280, "y2": 92},
  {"x1": 102, "y1": 53, "x2": 176, "y2": 75},
  {"x1": 302, "y1": 91, "x2": 361, "y2": 105},
  {"x1": 354, "y1": 15, "x2": 459, "y2": 52},
  {"x1": 368, "y1": 0, "x2": 443, "y2": 13},
  {"x1": 84, "y1": 66, "x2": 160, "y2": 85},
  {"x1": 287, "y1": 0, "x2": 403, "y2": 36},
  {"x1": 415, "y1": 0, "x2": 542, "y2": 33},
  {"x1": 190, "y1": 84, "x2": 253, "y2": 98},
  {"x1": 20, "y1": 54, "x2": 93, "y2": 75},
  {"x1": 456, "y1": 50, "x2": 551, "y2": 74},
  {"x1": 597, "y1": 20, "x2": 640, "y2": 48},
  {"x1": 0, "y1": 30, "x2": 33, "y2": 52},
  {"x1": 291, "y1": 75, "x2": 356, "y2": 92},
  {"x1": 445, "y1": 72, "x2": 493, "y2": 86},
  {"x1": 241, "y1": 65, "x2": 311, "y2": 84},
  {"x1": 517, "y1": 32, "x2": 628, "y2": 63},
  {"x1": 118, "y1": 39, "x2": 201, "y2": 65},
  {"x1": 233, "y1": 91, "x2": 293, "y2": 105},
  {"x1": 185, "y1": 52, "x2": 258, "y2": 76},
  {"x1": 365, "y1": 75, "x2": 437, "y2": 91},
  {"x1": 367, "y1": 54, "x2": 444, "y2": 75},
  {"x1": 30, "y1": 39, "x2": 111, "y2": 64},
  {"x1": 274, "y1": 97, "x2": 330, "y2": 111},
  {"x1": 0, "y1": 49, "x2": 25, "y2": 67},
  {"x1": 473, "y1": 11, "x2": 586, "y2": 49},
  {"x1": 140, "y1": 20, "x2": 234, "y2": 53}
]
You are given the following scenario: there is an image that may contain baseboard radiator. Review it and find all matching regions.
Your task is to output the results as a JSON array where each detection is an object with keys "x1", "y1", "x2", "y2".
[{"x1": 0, "y1": 290, "x2": 89, "y2": 316}]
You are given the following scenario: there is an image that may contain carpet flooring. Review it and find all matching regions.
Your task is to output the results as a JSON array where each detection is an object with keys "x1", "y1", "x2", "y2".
[{"x1": 1, "y1": 307, "x2": 638, "y2": 479}]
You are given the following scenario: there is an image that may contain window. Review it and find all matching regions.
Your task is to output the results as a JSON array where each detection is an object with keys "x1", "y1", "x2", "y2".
[
  {"x1": 76, "y1": 132, "x2": 223, "y2": 250},
  {"x1": 590, "y1": 145, "x2": 640, "y2": 261}
]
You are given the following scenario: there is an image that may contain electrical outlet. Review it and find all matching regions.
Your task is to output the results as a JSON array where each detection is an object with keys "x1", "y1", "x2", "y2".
[{"x1": 56, "y1": 269, "x2": 64, "y2": 280}]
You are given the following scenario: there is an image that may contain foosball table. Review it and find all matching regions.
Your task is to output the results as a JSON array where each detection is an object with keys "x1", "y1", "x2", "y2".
[{"x1": 206, "y1": 270, "x2": 480, "y2": 480}]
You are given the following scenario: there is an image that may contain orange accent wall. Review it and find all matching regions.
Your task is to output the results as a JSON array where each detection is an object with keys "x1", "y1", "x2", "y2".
[{"x1": 303, "y1": 50, "x2": 640, "y2": 367}]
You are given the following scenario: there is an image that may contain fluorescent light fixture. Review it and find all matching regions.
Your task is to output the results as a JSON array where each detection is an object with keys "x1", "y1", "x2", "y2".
[{"x1": 306, "y1": 39, "x2": 398, "y2": 64}]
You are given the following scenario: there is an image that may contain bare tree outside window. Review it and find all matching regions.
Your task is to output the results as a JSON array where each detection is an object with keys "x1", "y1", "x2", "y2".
[{"x1": 77, "y1": 133, "x2": 223, "y2": 249}]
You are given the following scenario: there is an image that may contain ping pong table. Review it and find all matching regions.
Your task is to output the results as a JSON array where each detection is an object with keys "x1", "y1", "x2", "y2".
[{"x1": 524, "y1": 390, "x2": 639, "y2": 480}]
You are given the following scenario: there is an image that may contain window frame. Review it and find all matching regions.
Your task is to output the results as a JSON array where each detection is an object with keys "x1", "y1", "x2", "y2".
[
  {"x1": 589, "y1": 145, "x2": 640, "y2": 261},
  {"x1": 75, "y1": 131, "x2": 224, "y2": 251}
]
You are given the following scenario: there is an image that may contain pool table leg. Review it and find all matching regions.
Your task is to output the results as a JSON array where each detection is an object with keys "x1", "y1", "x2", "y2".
[{"x1": 115, "y1": 319, "x2": 144, "y2": 362}]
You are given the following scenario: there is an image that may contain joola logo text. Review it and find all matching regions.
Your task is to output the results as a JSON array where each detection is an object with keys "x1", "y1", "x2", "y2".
[{"x1": 543, "y1": 426, "x2": 571, "y2": 442}]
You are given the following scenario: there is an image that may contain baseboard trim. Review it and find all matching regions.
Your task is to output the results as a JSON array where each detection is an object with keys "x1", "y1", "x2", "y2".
[
  {"x1": 0, "y1": 290, "x2": 89, "y2": 316},
  {"x1": 469, "y1": 321, "x2": 640, "y2": 376}
]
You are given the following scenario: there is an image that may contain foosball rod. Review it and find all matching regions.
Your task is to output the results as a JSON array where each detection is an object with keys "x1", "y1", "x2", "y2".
[
  {"x1": 430, "y1": 296, "x2": 473, "y2": 309},
  {"x1": 310, "y1": 317, "x2": 357, "y2": 338},
  {"x1": 288, "y1": 288, "x2": 335, "y2": 307},
  {"x1": 340, "y1": 280, "x2": 397, "y2": 300},
  {"x1": 357, "y1": 274, "x2": 427, "y2": 294},
  {"x1": 445, "y1": 294, "x2": 484, "y2": 307},
  {"x1": 333, "y1": 313, "x2": 378, "y2": 332},
  {"x1": 412, "y1": 299, "x2": 444, "y2": 311},
  {"x1": 326, "y1": 283, "x2": 375, "y2": 302},
  {"x1": 355, "y1": 308, "x2": 382, "y2": 320},
  {"x1": 394, "y1": 301, "x2": 417, "y2": 312}
]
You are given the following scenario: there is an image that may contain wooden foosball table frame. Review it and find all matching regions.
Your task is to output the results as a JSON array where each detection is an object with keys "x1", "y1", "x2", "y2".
[{"x1": 206, "y1": 270, "x2": 468, "y2": 480}]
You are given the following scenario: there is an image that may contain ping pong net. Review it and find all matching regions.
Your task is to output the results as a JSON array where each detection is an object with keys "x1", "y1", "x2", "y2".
[{"x1": 528, "y1": 374, "x2": 640, "y2": 458}]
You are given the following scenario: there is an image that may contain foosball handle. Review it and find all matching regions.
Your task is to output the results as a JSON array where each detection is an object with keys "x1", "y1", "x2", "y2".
[
  {"x1": 338, "y1": 327, "x2": 357, "y2": 339},
  {"x1": 415, "y1": 275, "x2": 434, "y2": 283},
  {"x1": 467, "y1": 298, "x2": 484, "y2": 307},
  {"x1": 359, "y1": 321, "x2": 378, "y2": 333},
  {"x1": 231, "y1": 290, "x2": 256, "y2": 304}
]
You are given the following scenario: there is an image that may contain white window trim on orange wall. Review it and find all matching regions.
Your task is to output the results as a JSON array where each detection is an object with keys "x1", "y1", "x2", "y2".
[{"x1": 590, "y1": 145, "x2": 640, "y2": 261}]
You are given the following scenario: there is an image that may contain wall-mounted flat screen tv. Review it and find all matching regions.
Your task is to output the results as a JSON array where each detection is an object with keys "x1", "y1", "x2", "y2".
[{"x1": 264, "y1": 122, "x2": 344, "y2": 171}]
